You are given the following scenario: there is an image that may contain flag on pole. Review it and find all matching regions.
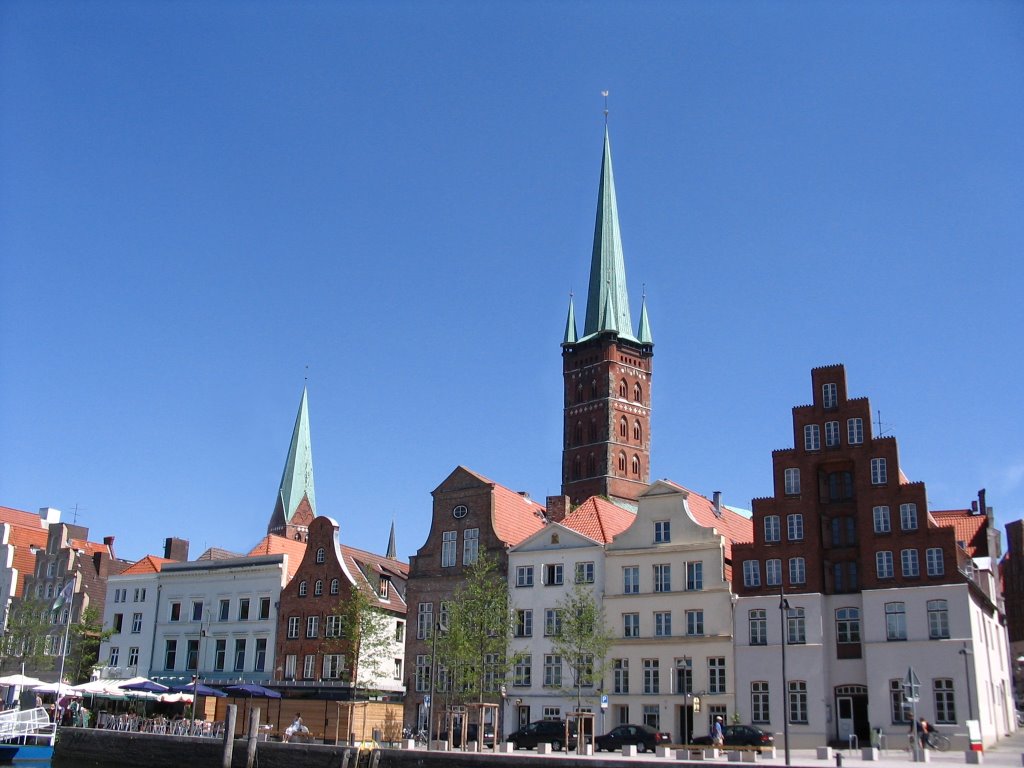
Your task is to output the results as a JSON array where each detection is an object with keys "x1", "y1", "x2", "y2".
[{"x1": 51, "y1": 580, "x2": 74, "y2": 612}]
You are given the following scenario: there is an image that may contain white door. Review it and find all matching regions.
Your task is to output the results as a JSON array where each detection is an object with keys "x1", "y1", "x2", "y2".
[{"x1": 837, "y1": 696, "x2": 854, "y2": 742}]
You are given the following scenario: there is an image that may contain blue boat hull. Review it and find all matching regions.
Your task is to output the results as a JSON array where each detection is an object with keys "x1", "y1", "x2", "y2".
[{"x1": 0, "y1": 744, "x2": 54, "y2": 764}]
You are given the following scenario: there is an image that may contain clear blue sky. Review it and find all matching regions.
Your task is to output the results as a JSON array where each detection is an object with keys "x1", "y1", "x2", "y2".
[{"x1": 2, "y1": 1, "x2": 1022, "y2": 564}]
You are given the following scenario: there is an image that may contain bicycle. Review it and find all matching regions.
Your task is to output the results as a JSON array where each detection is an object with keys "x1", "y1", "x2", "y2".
[
  {"x1": 925, "y1": 730, "x2": 951, "y2": 752},
  {"x1": 404, "y1": 726, "x2": 429, "y2": 746}
]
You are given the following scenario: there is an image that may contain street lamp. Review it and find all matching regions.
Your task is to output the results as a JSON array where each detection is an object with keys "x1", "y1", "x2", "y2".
[
  {"x1": 499, "y1": 684, "x2": 507, "y2": 743},
  {"x1": 779, "y1": 587, "x2": 791, "y2": 767},
  {"x1": 959, "y1": 644, "x2": 974, "y2": 722},
  {"x1": 427, "y1": 619, "x2": 446, "y2": 748}
]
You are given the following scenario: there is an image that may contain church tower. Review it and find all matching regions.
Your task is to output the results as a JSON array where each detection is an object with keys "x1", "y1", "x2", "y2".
[
  {"x1": 266, "y1": 386, "x2": 317, "y2": 541},
  {"x1": 560, "y1": 126, "x2": 653, "y2": 507}
]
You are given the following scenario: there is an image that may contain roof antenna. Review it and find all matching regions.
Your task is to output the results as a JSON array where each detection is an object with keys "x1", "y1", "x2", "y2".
[{"x1": 602, "y1": 90, "x2": 609, "y2": 124}]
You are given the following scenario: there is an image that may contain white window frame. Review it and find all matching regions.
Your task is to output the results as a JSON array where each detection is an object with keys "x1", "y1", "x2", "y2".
[
  {"x1": 654, "y1": 520, "x2": 671, "y2": 543},
  {"x1": 804, "y1": 424, "x2": 820, "y2": 451},
  {"x1": 901, "y1": 548, "x2": 920, "y2": 577},
  {"x1": 823, "y1": 382, "x2": 837, "y2": 408},
  {"x1": 825, "y1": 420, "x2": 840, "y2": 447},
  {"x1": 787, "y1": 514, "x2": 804, "y2": 541},
  {"x1": 926, "y1": 547, "x2": 944, "y2": 576},
  {"x1": 764, "y1": 515, "x2": 781, "y2": 543},
  {"x1": 463, "y1": 527, "x2": 479, "y2": 565},
  {"x1": 766, "y1": 558, "x2": 782, "y2": 586},
  {"x1": 784, "y1": 468, "x2": 800, "y2": 495},
  {"x1": 876, "y1": 551, "x2": 894, "y2": 579},
  {"x1": 789, "y1": 557, "x2": 806, "y2": 584},
  {"x1": 873, "y1": 505, "x2": 891, "y2": 533},
  {"x1": 516, "y1": 565, "x2": 534, "y2": 587},
  {"x1": 441, "y1": 530, "x2": 457, "y2": 567},
  {"x1": 847, "y1": 417, "x2": 864, "y2": 444},
  {"x1": 743, "y1": 560, "x2": 761, "y2": 588},
  {"x1": 871, "y1": 457, "x2": 887, "y2": 485},
  {"x1": 900, "y1": 503, "x2": 918, "y2": 531}
]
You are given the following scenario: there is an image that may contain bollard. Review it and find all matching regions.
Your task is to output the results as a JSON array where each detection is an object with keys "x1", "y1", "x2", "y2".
[
  {"x1": 221, "y1": 704, "x2": 236, "y2": 768},
  {"x1": 836, "y1": 752, "x2": 844, "y2": 768},
  {"x1": 246, "y1": 707, "x2": 261, "y2": 768}
]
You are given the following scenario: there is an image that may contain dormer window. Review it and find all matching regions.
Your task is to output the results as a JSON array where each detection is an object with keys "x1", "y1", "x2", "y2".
[
  {"x1": 823, "y1": 382, "x2": 838, "y2": 409},
  {"x1": 379, "y1": 577, "x2": 389, "y2": 599},
  {"x1": 316, "y1": 548, "x2": 326, "y2": 564}
]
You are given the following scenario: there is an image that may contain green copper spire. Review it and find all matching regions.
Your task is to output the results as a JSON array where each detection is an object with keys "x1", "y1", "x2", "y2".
[
  {"x1": 563, "y1": 294, "x2": 578, "y2": 345},
  {"x1": 637, "y1": 294, "x2": 653, "y2": 345},
  {"x1": 583, "y1": 126, "x2": 637, "y2": 342},
  {"x1": 274, "y1": 386, "x2": 317, "y2": 524}
]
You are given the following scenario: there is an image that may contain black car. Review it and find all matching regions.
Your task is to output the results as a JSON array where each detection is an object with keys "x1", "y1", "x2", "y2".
[
  {"x1": 595, "y1": 723, "x2": 671, "y2": 753},
  {"x1": 506, "y1": 719, "x2": 577, "y2": 751},
  {"x1": 441, "y1": 723, "x2": 495, "y2": 747},
  {"x1": 692, "y1": 724, "x2": 775, "y2": 751}
]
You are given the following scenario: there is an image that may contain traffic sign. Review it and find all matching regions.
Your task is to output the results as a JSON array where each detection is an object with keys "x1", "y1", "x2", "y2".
[{"x1": 600, "y1": 694, "x2": 608, "y2": 710}]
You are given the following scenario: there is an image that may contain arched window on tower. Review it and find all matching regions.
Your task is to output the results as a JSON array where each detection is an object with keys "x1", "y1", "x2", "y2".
[
  {"x1": 589, "y1": 419, "x2": 598, "y2": 442},
  {"x1": 575, "y1": 421, "x2": 583, "y2": 445},
  {"x1": 619, "y1": 417, "x2": 628, "y2": 438},
  {"x1": 618, "y1": 452, "x2": 626, "y2": 472},
  {"x1": 633, "y1": 420, "x2": 642, "y2": 442},
  {"x1": 576, "y1": 383, "x2": 583, "y2": 403},
  {"x1": 633, "y1": 383, "x2": 643, "y2": 402},
  {"x1": 573, "y1": 456, "x2": 581, "y2": 480},
  {"x1": 587, "y1": 454, "x2": 596, "y2": 477},
  {"x1": 631, "y1": 455, "x2": 641, "y2": 476},
  {"x1": 591, "y1": 380, "x2": 599, "y2": 399},
  {"x1": 619, "y1": 379, "x2": 628, "y2": 398}
]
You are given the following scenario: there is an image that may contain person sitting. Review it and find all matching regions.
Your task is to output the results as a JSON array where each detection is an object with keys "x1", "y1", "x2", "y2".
[{"x1": 284, "y1": 713, "x2": 309, "y2": 743}]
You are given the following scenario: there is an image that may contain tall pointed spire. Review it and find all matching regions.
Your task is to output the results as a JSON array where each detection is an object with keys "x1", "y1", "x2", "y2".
[
  {"x1": 562, "y1": 293, "x2": 578, "y2": 345},
  {"x1": 637, "y1": 293, "x2": 653, "y2": 345},
  {"x1": 267, "y1": 386, "x2": 317, "y2": 539},
  {"x1": 386, "y1": 520, "x2": 397, "y2": 560},
  {"x1": 583, "y1": 127, "x2": 636, "y2": 342}
]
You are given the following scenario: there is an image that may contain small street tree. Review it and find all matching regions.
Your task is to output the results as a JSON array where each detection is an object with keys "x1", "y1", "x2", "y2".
[
  {"x1": 550, "y1": 582, "x2": 614, "y2": 713},
  {"x1": 1, "y1": 599, "x2": 54, "y2": 674},
  {"x1": 66, "y1": 606, "x2": 111, "y2": 683},
  {"x1": 336, "y1": 580, "x2": 393, "y2": 693},
  {"x1": 436, "y1": 553, "x2": 512, "y2": 706}
]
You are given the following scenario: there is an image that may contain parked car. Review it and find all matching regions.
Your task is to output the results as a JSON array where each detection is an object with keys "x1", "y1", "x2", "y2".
[
  {"x1": 506, "y1": 719, "x2": 577, "y2": 751},
  {"x1": 595, "y1": 723, "x2": 671, "y2": 753},
  {"x1": 692, "y1": 724, "x2": 775, "y2": 751},
  {"x1": 444, "y1": 723, "x2": 494, "y2": 747}
]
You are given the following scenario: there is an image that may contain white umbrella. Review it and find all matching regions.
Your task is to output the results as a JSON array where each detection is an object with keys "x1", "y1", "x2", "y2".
[
  {"x1": 32, "y1": 681, "x2": 74, "y2": 695},
  {"x1": 0, "y1": 674, "x2": 46, "y2": 687}
]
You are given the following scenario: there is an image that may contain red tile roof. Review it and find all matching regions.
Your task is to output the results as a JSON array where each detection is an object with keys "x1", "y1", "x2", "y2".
[
  {"x1": 932, "y1": 509, "x2": 988, "y2": 557},
  {"x1": 119, "y1": 555, "x2": 175, "y2": 575},
  {"x1": 659, "y1": 480, "x2": 754, "y2": 561},
  {"x1": 5, "y1": 524, "x2": 49, "y2": 597},
  {"x1": 340, "y1": 543, "x2": 409, "y2": 614},
  {"x1": 561, "y1": 497, "x2": 636, "y2": 544},
  {"x1": 247, "y1": 535, "x2": 309, "y2": 580},
  {"x1": 460, "y1": 467, "x2": 547, "y2": 546},
  {"x1": 0, "y1": 506, "x2": 47, "y2": 529}
]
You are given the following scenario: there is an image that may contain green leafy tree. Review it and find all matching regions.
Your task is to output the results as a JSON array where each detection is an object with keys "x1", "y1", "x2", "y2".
[
  {"x1": 66, "y1": 606, "x2": 111, "y2": 683},
  {"x1": 436, "y1": 553, "x2": 512, "y2": 705},
  {"x1": 2, "y1": 599, "x2": 55, "y2": 674},
  {"x1": 334, "y1": 577, "x2": 393, "y2": 694},
  {"x1": 550, "y1": 582, "x2": 614, "y2": 712}
]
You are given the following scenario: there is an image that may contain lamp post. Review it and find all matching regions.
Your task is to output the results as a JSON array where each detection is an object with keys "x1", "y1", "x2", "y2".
[
  {"x1": 779, "y1": 587, "x2": 791, "y2": 767},
  {"x1": 959, "y1": 644, "x2": 974, "y2": 722},
  {"x1": 427, "y1": 619, "x2": 446, "y2": 748},
  {"x1": 499, "y1": 684, "x2": 507, "y2": 744}
]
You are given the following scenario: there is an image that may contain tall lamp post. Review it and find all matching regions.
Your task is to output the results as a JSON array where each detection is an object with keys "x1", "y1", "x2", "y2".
[
  {"x1": 427, "y1": 619, "x2": 446, "y2": 748},
  {"x1": 779, "y1": 587, "x2": 791, "y2": 767},
  {"x1": 959, "y1": 644, "x2": 974, "y2": 722}
]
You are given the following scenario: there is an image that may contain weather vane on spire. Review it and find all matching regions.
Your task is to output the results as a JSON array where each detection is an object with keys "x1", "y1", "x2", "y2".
[{"x1": 602, "y1": 90, "x2": 609, "y2": 122}]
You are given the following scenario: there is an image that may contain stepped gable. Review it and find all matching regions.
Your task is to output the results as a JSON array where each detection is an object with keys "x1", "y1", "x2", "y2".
[
  {"x1": 247, "y1": 534, "x2": 309, "y2": 580},
  {"x1": 119, "y1": 555, "x2": 175, "y2": 575},
  {"x1": 561, "y1": 496, "x2": 636, "y2": 544},
  {"x1": 659, "y1": 480, "x2": 753, "y2": 560},
  {"x1": 932, "y1": 509, "x2": 989, "y2": 558},
  {"x1": 459, "y1": 467, "x2": 546, "y2": 546}
]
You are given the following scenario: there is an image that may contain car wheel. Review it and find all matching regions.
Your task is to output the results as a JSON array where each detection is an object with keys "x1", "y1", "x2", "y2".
[
  {"x1": 552, "y1": 740, "x2": 562, "y2": 752},
  {"x1": 637, "y1": 742, "x2": 647, "y2": 753}
]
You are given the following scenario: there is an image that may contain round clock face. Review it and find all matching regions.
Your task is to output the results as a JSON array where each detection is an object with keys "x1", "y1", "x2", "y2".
[{"x1": 452, "y1": 505, "x2": 468, "y2": 519}]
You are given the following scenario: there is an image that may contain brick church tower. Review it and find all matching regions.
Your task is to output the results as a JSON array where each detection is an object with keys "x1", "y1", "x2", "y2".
[
  {"x1": 560, "y1": 126, "x2": 653, "y2": 508},
  {"x1": 266, "y1": 386, "x2": 317, "y2": 541}
]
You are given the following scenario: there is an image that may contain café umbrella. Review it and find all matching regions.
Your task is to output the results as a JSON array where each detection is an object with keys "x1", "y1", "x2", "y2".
[
  {"x1": 119, "y1": 678, "x2": 169, "y2": 694},
  {"x1": 223, "y1": 683, "x2": 281, "y2": 733},
  {"x1": 171, "y1": 683, "x2": 226, "y2": 698}
]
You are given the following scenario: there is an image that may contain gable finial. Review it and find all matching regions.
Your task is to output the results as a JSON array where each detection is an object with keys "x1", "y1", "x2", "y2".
[{"x1": 602, "y1": 90, "x2": 609, "y2": 124}]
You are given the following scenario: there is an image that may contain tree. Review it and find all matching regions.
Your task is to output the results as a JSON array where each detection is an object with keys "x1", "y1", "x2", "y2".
[
  {"x1": 436, "y1": 553, "x2": 512, "y2": 705},
  {"x1": 334, "y1": 578, "x2": 393, "y2": 694},
  {"x1": 66, "y1": 606, "x2": 111, "y2": 683},
  {"x1": 550, "y1": 582, "x2": 614, "y2": 712},
  {"x1": 1, "y1": 599, "x2": 54, "y2": 674}
]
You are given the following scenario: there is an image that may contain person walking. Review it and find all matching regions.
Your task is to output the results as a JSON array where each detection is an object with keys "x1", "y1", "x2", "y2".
[{"x1": 711, "y1": 716, "x2": 725, "y2": 748}]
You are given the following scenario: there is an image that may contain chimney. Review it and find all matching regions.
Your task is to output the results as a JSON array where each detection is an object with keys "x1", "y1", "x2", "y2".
[
  {"x1": 37, "y1": 507, "x2": 61, "y2": 526},
  {"x1": 103, "y1": 536, "x2": 116, "y2": 558},
  {"x1": 713, "y1": 491, "x2": 722, "y2": 518},
  {"x1": 164, "y1": 537, "x2": 190, "y2": 562},
  {"x1": 546, "y1": 495, "x2": 571, "y2": 524}
]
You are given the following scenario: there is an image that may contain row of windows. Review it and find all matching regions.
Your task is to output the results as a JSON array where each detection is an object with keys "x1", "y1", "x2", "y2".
[
  {"x1": 621, "y1": 610, "x2": 707, "y2": 638},
  {"x1": 415, "y1": 653, "x2": 502, "y2": 692},
  {"x1": 744, "y1": 600, "x2": 951, "y2": 646},
  {"x1": 287, "y1": 653, "x2": 403, "y2": 682},
  {"x1": 111, "y1": 612, "x2": 144, "y2": 635},
  {"x1": 569, "y1": 453, "x2": 644, "y2": 481},
  {"x1": 162, "y1": 636, "x2": 267, "y2": 674},
  {"x1": 515, "y1": 562, "x2": 594, "y2": 587},
  {"x1": 621, "y1": 562, "x2": 703, "y2": 594},
  {"x1": 761, "y1": 504, "x2": 923, "y2": 546},
  {"x1": 741, "y1": 557, "x2": 807, "y2": 588},
  {"x1": 441, "y1": 528, "x2": 479, "y2": 568},
  {"x1": 570, "y1": 418, "x2": 645, "y2": 446},
  {"x1": 571, "y1": 379, "x2": 645, "y2": 405},
  {"x1": 608, "y1": 657, "x2": 726, "y2": 695},
  {"x1": 112, "y1": 588, "x2": 147, "y2": 604},
  {"x1": 286, "y1": 614, "x2": 405, "y2": 642},
  {"x1": 167, "y1": 597, "x2": 273, "y2": 623},
  {"x1": 876, "y1": 548, "x2": 945, "y2": 579},
  {"x1": 803, "y1": 417, "x2": 865, "y2": 451}
]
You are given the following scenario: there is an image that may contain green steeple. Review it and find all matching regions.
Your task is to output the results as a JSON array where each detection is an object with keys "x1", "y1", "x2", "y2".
[
  {"x1": 274, "y1": 386, "x2": 317, "y2": 524},
  {"x1": 637, "y1": 294, "x2": 653, "y2": 345},
  {"x1": 563, "y1": 294, "x2": 578, "y2": 345},
  {"x1": 583, "y1": 127, "x2": 637, "y2": 343}
]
